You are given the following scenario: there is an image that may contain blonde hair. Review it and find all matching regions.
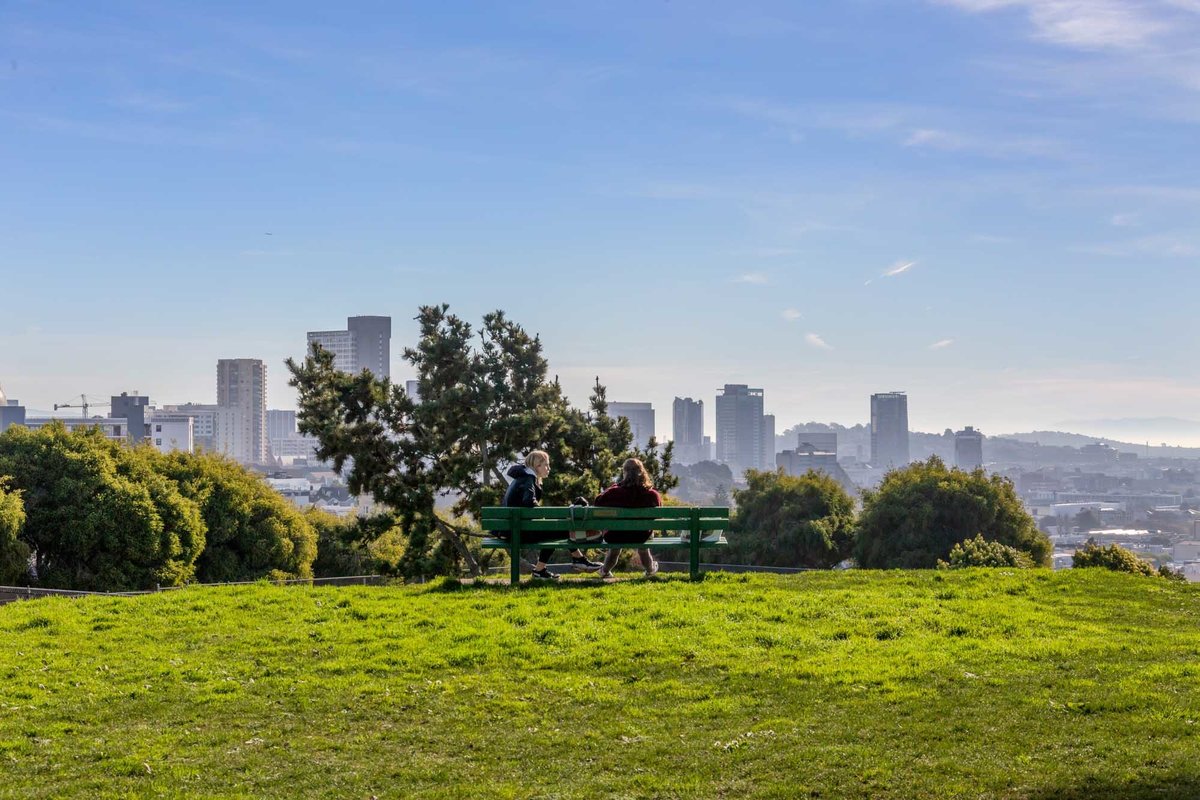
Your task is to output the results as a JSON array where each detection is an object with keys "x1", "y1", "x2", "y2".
[
  {"x1": 618, "y1": 457, "x2": 652, "y2": 490},
  {"x1": 525, "y1": 450, "x2": 550, "y2": 483}
]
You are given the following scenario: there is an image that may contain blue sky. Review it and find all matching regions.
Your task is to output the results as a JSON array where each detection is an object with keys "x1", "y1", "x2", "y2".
[{"x1": 2, "y1": 1, "x2": 1198, "y2": 443}]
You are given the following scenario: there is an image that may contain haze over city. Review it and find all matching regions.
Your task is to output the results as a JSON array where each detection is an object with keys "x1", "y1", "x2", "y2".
[{"x1": 3, "y1": 1, "x2": 1198, "y2": 443}]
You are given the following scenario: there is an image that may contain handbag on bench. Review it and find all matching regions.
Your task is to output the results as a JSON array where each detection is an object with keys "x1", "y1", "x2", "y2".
[{"x1": 566, "y1": 500, "x2": 605, "y2": 544}]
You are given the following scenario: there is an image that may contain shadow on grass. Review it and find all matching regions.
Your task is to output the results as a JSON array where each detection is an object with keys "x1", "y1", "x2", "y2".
[{"x1": 1020, "y1": 773, "x2": 1200, "y2": 799}]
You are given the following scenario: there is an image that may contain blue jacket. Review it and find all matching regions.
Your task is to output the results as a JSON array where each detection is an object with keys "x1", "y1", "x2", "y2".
[{"x1": 502, "y1": 464, "x2": 542, "y2": 508}]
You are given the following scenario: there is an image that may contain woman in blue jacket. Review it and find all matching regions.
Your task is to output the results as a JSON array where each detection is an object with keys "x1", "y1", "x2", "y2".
[{"x1": 502, "y1": 450, "x2": 602, "y2": 581}]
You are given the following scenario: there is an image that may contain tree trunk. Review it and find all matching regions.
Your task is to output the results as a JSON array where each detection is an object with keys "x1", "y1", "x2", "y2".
[{"x1": 435, "y1": 517, "x2": 482, "y2": 578}]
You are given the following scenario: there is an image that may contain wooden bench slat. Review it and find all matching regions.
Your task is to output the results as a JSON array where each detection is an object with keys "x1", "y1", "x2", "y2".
[
  {"x1": 481, "y1": 536, "x2": 728, "y2": 549},
  {"x1": 479, "y1": 506, "x2": 729, "y2": 520},
  {"x1": 481, "y1": 518, "x2": 730, "y2": 532}
]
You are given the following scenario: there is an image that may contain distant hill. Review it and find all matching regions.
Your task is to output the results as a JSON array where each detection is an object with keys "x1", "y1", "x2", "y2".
[
  {"x1": 999, "y1": 431, "x2": 1200, "y2": 460},
  {"x1": 777, "y1": 423, "x2": 1200, "y2": 463}
]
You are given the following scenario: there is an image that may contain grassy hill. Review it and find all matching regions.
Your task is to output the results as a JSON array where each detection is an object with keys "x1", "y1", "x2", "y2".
[{"x1": 1, "y1": 571, "x2": 1198, "y2": 799}]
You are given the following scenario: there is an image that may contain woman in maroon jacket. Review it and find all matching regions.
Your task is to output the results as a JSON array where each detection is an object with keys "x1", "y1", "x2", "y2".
[{"x1": 593, "y1": 458, "x2": 661, "y2": 579}]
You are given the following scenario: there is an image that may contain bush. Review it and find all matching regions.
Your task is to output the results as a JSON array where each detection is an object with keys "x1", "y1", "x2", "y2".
[
  {"x1": 308, "y1": 510, "x2": 408, "y2": 578},
  {"x1": 158, "y1": 452, "x2": 316, "y2": 582},
  {"x1": 937, "y1": 535, "x2": 1034, "y2": 569},
  {"x1": 855, "y1": 457, "x2": 1050, "y2": 569},
  {"x1": 0, "y1": 423, "x2": 205, "y2": 591},
  {"x1": 0, "y1": 481, "x2": 29, "y2": 584},
  {"x1": 728, "y1": 469, "x2": 856, "y2": 568},
  {"x1": 1072, "y1": 540, "x2": 1157, "y2": 577}
]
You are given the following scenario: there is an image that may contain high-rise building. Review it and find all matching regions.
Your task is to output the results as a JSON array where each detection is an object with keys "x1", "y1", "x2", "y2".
[
  {"x1": 609, "y1": 402, "x2": 656, "y2": 448},
  {"x1": 672, "y1": 397, "x2": 705, "y2": 464},
  {"x1": 306, "y1": 329, "x2": 355, "y2": 372},
  {"x1": 267, "y1": 409, "x2": 297, "y2": 443},
  {"x1": 955, "y1": 426, "x2": 984, "y2": 470},
  {"x1": 797, "y1": 431, "x2": 838, "y2": 455},
  {"x1": 870, "y1": 391, "x2": 910, "y2": 469},
  {"x1": 347, "y1": 316, "x2": 391, "y2": 379},
  {"x1": 405, "y1": 380, "x2": 421, "y2": 403},
  {"x1": 762, "y1": 414, "x2": 776, "y2": 466},
  {"x1": 216, "y1": 359, "x2": 268, "y2": 464},
  {"x1": 715, "y1": 384, "x2": 766, "y2": 476},
  {"x1": 306, "y1": 315, "x2": 392, "y2": 379}
]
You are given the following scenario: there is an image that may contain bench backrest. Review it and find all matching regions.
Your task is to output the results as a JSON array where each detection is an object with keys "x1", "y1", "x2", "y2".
[{"x1": 480, "y1": 506, "x2": 730, "y2": 533}]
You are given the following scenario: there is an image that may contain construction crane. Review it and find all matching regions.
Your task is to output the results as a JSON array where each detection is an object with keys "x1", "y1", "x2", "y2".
[{"x1": 53, "y1": 394, "x2": 111, "y2": 418}]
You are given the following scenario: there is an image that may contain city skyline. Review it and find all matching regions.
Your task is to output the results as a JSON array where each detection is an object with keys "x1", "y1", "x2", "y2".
[{"x1": 3, "y1": 3, "x2": 1198, "y2": 443}]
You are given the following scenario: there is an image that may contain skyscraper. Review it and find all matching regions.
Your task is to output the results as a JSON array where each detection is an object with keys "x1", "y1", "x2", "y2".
[
  {"x1": 306, "y1": 315, "x2": 392, "y2": 378},
  {"x1": 870, "y1": 391, "x2": 910, "y2": 469},
  {"x1": 954, "y1": 426, "x2": 984, "y2": 470},
  {"x1": 347, "y1": 315, "x2": 391, "y2": 379},
  {"x1": 762, "y1": 413, "x2": 776, "y2": 467},
  {"x1": 267, "y1": 409, "x2": 297, "y2": 443},
  {"x1": 715, "y1": 384, "x2": 765, "y2": 476},
  {"x1": 609, "y1": 402, "x2": 656, "y2": 448},
  {"x1": 216, "y1": 359, "x2": 268, "y2": 464},
  {"x1": 672, "y1": 397, "x2": 705, "y2": 464}
]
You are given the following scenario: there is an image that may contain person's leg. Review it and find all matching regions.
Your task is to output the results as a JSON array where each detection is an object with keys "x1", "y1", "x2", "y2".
[
  {"x1": 599, "y1": 549, "x2": 620, "y2": 576},
  {"x1": 638, "y1": 548, "x2": 658, "y2": 576},
  {"x1": 536, "y1": 548, "x2": 554, "y2": 569}
]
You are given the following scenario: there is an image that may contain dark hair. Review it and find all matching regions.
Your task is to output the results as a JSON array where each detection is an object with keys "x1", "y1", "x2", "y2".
[{"x1": 618, "y1": 458, "x2": 653, "y2": 491}]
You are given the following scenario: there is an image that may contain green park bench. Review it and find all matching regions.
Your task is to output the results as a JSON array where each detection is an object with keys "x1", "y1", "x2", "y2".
[{"x1": 481, "y1": 506, "x2": 731, "y2": 584}]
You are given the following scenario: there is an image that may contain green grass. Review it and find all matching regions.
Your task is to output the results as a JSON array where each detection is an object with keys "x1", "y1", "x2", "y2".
[{"x1": 1, "y1": 570, "x2": 1198, "y2": 799}]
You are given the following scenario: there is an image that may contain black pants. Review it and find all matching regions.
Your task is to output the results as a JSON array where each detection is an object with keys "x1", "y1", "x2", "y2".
[{"x1": 497, "y1": 531, "x2": 569, "y2": 565}]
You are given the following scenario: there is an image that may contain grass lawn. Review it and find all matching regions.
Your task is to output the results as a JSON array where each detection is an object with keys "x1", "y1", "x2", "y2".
[{"x1": 1, "y1": 570, "x2": 1198, "y2": 799}]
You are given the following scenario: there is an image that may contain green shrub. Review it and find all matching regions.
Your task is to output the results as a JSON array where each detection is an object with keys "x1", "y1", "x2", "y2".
[
  {"x1": 0, "y1": 423, "x2": 205, "y2": 591},
  {"x1": 1072, "y1": 540, "x2": 1155, "y2": 577},
  {"x1": 0, "y1": 481, "x2": 29, "y2": 584},
  {"x1": 158, "y1": 452, "x2": 316, "y2": 583},
  {"x1": 937, "y1": 534, "x2": 1034, "y2": 569},
  {"x1": 728, "y1": 469, "x2": 856, "y2": 568},
  {"x1": 856, "y1": 457, "x2": 1050, "y2": 569}
]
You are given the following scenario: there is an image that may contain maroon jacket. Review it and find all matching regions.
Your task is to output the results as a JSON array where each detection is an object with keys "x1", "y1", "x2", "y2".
[{"x1": 593, "y1": 483, "x2": 661, "y2": 543}]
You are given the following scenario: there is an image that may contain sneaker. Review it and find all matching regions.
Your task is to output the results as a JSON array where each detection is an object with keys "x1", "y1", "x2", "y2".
[
  {"x1": 597, "y1": 570, "x2": 616, "y2": 581},
  {"x1": 571, "y1": 556, "x2": 603, "y2": 573},
  {"x1": 531, "y1": 567, "x2": 561, "y2": 582},
  {"x1": 644, "y1": 559, "x2": 660, "y2": 578}
]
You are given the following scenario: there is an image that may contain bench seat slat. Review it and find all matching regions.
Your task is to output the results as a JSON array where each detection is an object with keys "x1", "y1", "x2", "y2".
[
  {"x1": 480, "y1": 506, "x2": 728, "y2": 520},
  {"x1": 481, "y1": 536, "x2": 728, "y2": 549},
  {"x1": 481, "y1": 518, "x2": 730, "y2": 532}
]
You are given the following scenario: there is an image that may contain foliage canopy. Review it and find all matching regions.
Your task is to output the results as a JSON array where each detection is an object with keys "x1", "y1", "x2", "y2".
[
  {"x1": 0, "y1": 480, "x2": 29, "y2": 585},
  {"x1": 855, "y1": 456, "x2": 1050, "y2": 569},
  {"x1": 727, "y1": 469, "x2": 856, "y2": 568},
  {"x1": 156, "y1": 452, "x2": 316, "y2": 582},
  {"x1": 937, "y1": 534, "x2": 1035, "y2": 569},
  {"x1": 0, "y1": 423, "x2": 205, "y2": 591}
]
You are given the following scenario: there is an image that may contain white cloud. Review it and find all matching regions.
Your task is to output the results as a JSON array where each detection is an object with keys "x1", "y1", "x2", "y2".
[
  {"x1": 1074, "y1": 234, "x2": 1198, "y2": 257},
  {"x1": 805, "y1": 332, "x2": 833, "y2": 350},
  {"x1": 936, "y1": 0, "x2": 1171, "y2": 51},
  {"x1": 735, "y1": 272, "x2": 769, "y2": 284},
  {"x1": 883, "y1": 259, "x2": 918, "y2": 277},
  {"x1": 1109, "y1": 212, "x2": 1139, "y2": 226},
  {"x1": 782, "y1": 308, "x2": 803, "y2": 321},
  {"x1": 929, "y1": 338, "x2": 955, "y2": 349}
]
